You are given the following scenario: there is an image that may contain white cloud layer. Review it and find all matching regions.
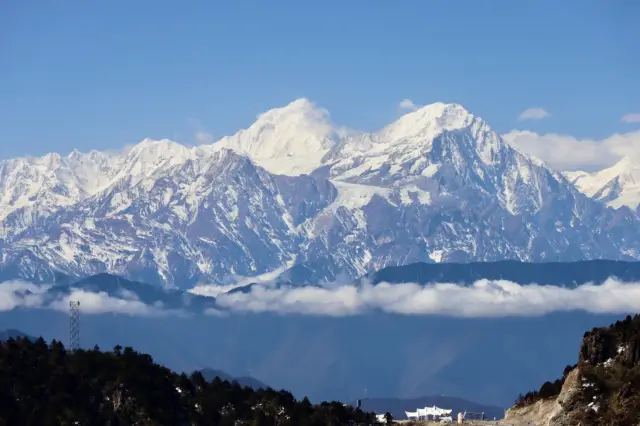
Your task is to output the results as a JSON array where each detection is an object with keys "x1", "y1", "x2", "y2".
[
  {"x1": 48, "y1": 289, "x2": 171, "y2": 316},
  {"x1": 621, "y1": 113, "x2": 640, "y2": 124},
  {"x1": 5, "y1": 278, "x2": 640, "y2": 318},
  {"x1": 213, "y1": 278, "x2": 640, "y2": 318},
  {"x1": 0, "y1": 281, "x2": 52, "y2": 311},
  {"x1": 502, "y1": 130, "x2": 640, "y2": 171},
  {"x1": 0, "y1": 281, "x2": 182, "y2": 317},
  {"x1": 517, "y1": 107, "x2": 550, "y2": 121}
]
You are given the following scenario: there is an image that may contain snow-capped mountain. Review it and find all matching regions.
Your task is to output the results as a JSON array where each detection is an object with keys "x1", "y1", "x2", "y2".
[
  {"x1": 564, "y1": 155, "x2": 640, "y2": 212},
  {"x1": 0, "y1": 139, "x2": 208, "y2": 238},
  {"x1": 214, "y1": 98, "x2": 339, "y2": 175},
  {"x1": 2, "y1": 99, "x2": 639, "y2": 287}
]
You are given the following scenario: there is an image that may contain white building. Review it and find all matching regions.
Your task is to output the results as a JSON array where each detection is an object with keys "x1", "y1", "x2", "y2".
[{"x1": 405, "y1": 405, "x2": 453, "y2": 421}]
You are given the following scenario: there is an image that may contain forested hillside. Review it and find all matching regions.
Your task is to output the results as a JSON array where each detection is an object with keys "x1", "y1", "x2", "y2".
[{"x1": 0, "y1": 337, "x2": 376, "y2": 425}]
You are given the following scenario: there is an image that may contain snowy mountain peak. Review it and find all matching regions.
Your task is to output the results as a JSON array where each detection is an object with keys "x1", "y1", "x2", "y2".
[
  {"x1": 380, "y1": 102, "x2": 476, "y2": 142},
  {"x1": 411, "y1": 102, "x2": 474, "y2": 125},
  {"x1": 116, "y1": 138, "x2": 200, "y2": 185},
  {"x1": 214, "y1": 98, "x2": 338, "y2": 175},
  {"x1": 67, "y1": 149, "x2": 82, "y2": 160},
  {"x1": 567, "y1": 154, "x2": 640, "y2": 209},
  {"x1": 259, "y1": 97, "x2": 323, "y2": 118},
  {"x1": 245, "y1": 98, "x2": 333, "y2": 134},
  {"x1": 209, "y1": 100, "x2": 494, "y2": 178},
  {"x1": 128, "y1": 138, "x2": 188, "y2": 155},
  {"x1": 612, "y1": 154, "x2": 640, "y2": 170}
]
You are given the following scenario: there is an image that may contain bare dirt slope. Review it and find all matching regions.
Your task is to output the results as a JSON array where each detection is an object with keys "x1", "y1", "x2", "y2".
[{"x1": 504, "y1": 369, "x2": 581, "y2": 426}]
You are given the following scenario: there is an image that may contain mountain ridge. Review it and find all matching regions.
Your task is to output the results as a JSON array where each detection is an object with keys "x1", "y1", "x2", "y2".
[
  {"x1": 2, "y1": 99, "x2": 640, "y2": 287},
  {"x1": 565, "y1": 154, "x2": 640, "y2": 211}
]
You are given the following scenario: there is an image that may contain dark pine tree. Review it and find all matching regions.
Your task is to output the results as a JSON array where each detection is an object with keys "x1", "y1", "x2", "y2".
[{"x1": 0, "y1": 337, "x2": 377, "y2": 426}]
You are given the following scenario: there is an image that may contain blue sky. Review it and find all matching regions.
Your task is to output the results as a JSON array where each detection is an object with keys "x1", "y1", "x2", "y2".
[{"x1": 1, "y1": 0, "x2": 639, "y2": 161}]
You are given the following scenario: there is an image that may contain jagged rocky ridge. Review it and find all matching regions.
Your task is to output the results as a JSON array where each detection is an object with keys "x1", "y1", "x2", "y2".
[
  {"x1": 506, "y1": 314, "x2": 640, "y2": 426},
  {"x1": 1, "y1": 100, "x2": 640, "y2": 287}
]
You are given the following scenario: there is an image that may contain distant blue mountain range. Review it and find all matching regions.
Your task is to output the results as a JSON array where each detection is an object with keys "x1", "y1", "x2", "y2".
[
  {"x1": 198, "y1": 368, "x2": 269, "y2": 390},
  {"x1": 0, "y1": 329, "x2": 33, "y2": 341},
  {"x1": 365, "y1": 259, "x2": 640, "y2": 286},
  {"x1": 52, "y1": 273, "x2": 217, "y2": 310}
]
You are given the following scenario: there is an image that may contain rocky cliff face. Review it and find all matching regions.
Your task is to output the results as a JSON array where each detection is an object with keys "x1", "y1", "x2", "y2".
[
  {"x1": 506, "y1": 314, "x2": 640, "y2": 426},
  {"x1": 505, "y1": 369, "x2": 581, "y2": 426}
]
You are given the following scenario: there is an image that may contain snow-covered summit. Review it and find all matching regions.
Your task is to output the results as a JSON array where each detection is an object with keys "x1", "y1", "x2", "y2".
[
  {"x1": 321, "y1": 101, "x2": 515, "y2": 196},
  {"x1": 379, "y1": 102, "x2": 475, "y2": 141},
  {"x1": 214, "y1": 98, "x2": 339, "y2": 175},
  {"x1": 115, "y1": 138, "x2": 202, "y2": 184},
  {"x1": 566, "y1": 154, "x2": 640, "y2": 210},
  {"x1": 213, "y1": 100, "x2": 492, "y2": 177}
]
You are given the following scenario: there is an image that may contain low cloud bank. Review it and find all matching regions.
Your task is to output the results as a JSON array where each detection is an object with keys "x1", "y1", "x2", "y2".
[
  {"x1": 190, "y1": 264, "x2": 293, "y2": 298},
  {"x1": 0, "y1": 280, "x2": 182, "y2": 317},
  {"x1": 3, "y1": 278, "x2": 640, "y2": 318},
  {"x1": 213, "y1": 278, "x2": 640, "y2": 317}
]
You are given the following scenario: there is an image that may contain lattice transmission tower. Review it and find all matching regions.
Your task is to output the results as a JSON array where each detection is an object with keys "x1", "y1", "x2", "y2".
[{"x1": 69, "y1": 301, "x2": 80, "y2": 351}]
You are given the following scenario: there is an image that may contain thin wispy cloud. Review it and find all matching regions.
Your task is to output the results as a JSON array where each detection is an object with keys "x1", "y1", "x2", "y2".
[
  {"x1": 212, "y1": 278, "x2": 640, "y2": 318},
  {"x1": 194, "y1": 131, "x2": 215, "y2": 145},
  {"x1": 186, "y1": 117, "x2": 215, "y2": 146},
  {"x1": 399, "y1": 98, "x2": 420, "y2": 112},
  {"x1": 621, "y1": 113, "x2": 640, "y2": 124},
  {"x1": 517, "y1": 107, "x2": 550, "y2": 121},
  {"x1": 203, "y1": 307, "x2": 229, "y2": 317}
]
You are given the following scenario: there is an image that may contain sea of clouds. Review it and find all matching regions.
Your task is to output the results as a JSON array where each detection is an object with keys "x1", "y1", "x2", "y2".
[{"x1": 1, "y1": 277, "x2": 640, "y2": 318}]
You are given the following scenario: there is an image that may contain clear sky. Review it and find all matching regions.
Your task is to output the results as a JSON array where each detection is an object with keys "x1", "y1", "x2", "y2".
[{"x1": 1, "y1": 0, "x2": 639, "y2": 162}]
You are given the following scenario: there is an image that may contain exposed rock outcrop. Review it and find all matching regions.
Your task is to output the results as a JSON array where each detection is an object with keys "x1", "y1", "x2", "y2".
[
  {"x1": 506, "y1": 314, "x2": 640, "y2": 426},
  {"x1": 505, "y1": 369, "x2": 581, "y2": 426}
]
